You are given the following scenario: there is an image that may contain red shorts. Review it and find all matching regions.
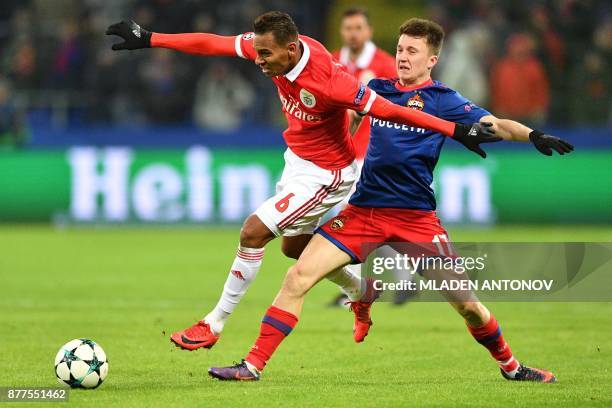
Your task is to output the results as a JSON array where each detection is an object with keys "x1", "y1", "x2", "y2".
[{"x1": 317, "y1": 204, "x2": 451, "y2": 263}]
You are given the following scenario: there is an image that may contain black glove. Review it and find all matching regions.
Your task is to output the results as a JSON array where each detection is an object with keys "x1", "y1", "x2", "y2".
[
  {"x1": 106, "y1": 21, "x2": 152, "y2": 50},
  {"x1": 452, "y1": 122, "x2": 502, "y2": 158},
  {"x1": 529, "y1": 130, "x2": 574, "y2": 156}
]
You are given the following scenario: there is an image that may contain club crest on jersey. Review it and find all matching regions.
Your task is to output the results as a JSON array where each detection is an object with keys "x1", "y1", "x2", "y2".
[
  {"x1": 299, "y1": 88, "x2": 316, "y2": 108},
  {"x1": 330, "y1": 215, "x2": 347, "y2": 230},
  {"x1": 407, "y1": 93, "x2": 425, "y2": 110},
  {"x1": 242, "y1": 33, "x2": 254, "y2": 40}
]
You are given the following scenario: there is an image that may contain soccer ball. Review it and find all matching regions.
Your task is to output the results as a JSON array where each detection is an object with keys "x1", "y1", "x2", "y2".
[{"x1": 54, "y1": 339, "x2": 109, "y2": 389}]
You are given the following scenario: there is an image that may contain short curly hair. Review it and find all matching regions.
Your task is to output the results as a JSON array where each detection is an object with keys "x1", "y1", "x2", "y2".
[
  {"x1": 253, "y1": 11, "x2": 299, "y2": 45},
  {"x1": 399, "y1": 18, "x2": 445, "y2": 55}
]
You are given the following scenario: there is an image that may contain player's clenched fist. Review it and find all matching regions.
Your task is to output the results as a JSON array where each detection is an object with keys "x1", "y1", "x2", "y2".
[
  {"x1": 529, "y1": 130, "x2": 574, "y2": 156},
  {"x1": 106, "y1": 21, "x2": 151, "y2": 50}
]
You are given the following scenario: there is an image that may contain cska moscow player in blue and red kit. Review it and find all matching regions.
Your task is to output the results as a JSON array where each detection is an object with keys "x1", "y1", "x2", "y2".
[{"x1": 208, "y1": 18, "x2": 573, "y2": 382}]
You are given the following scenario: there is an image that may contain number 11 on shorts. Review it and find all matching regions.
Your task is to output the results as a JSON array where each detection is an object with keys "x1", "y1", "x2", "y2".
[{"x1": 432, "y1": 234, "x2": 454, "y2": 256}]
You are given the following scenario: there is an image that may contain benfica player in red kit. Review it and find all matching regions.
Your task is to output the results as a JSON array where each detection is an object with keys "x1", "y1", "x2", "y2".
[
  {"x1": 207, "y1": 18, "x2": 573, "y2": 382},
  {"x1": 107, "y1": 12, "x2": 499, "y2": 352}
]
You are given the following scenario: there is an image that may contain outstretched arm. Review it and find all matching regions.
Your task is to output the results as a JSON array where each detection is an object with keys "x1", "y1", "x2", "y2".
[
  {"x1": 151, "y1": 33, "x2": 237, "y2": 56},
  {"x1": 481, "y1": 115, "x2": 574, "y2": 156},
  {"x1": 106, "y1": 21, "x2": 239, "y2": 57},
  {"x1": 367, "y1": 96, "x2": 501, "y2": 158},
  {"x1": 480, "y1": 115, "x2": 531, "y2": 142}
]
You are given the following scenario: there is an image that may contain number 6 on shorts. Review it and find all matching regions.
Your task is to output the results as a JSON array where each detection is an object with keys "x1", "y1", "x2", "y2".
[{"x1": 275, "y1": 193, "x2": 295, "y2": 213}]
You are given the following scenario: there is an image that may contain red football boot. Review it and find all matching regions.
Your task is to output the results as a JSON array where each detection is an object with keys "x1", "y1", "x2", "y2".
[
  {"x1": 170, "y1": 320, "x2": 220, "y2": 350},
  {"x1": 346, "y1": 277, "x2": 381, "y2": 343}
]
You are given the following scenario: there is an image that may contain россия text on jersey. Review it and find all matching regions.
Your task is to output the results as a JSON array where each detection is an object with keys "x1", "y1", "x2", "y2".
[{"x1": 370, "y1": 117, "x2": 427, "y2": 133}]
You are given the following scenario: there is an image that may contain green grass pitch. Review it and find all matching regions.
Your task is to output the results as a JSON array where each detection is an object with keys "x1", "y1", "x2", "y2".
[{"x1": 1, "y1": 225, "x2": 611, "y2": 407}]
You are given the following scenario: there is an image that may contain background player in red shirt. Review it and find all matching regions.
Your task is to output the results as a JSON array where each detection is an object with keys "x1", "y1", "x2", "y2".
[
  {"x1": 107, "y1": 12, "x2": 499, "y2": 353},
  {"x1": 207, "y1": 18, "x2": 572, "y2": 382},
  {"x1": 331, "y1": 6, "x2": 396, "y2": 160}
]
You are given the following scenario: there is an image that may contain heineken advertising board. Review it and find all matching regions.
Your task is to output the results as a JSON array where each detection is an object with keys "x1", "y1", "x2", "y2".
[{"x1": 0, "y1": 147, "x2": 609, "y2": 224}]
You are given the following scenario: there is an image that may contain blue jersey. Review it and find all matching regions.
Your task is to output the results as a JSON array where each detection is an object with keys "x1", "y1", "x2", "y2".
[{"x1": 349, "y1": 78, "x2": 490, "y2": 210}]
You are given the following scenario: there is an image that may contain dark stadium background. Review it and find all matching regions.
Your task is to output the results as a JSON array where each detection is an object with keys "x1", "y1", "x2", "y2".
[{"x1": 0, "y1": 0, "x2": 610, "y2": 225}]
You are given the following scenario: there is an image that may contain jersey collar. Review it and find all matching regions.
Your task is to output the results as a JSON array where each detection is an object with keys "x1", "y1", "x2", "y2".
[
  {"x1": 395, "y1": 78, "x2": 434, "y2": 92},
  {"x1": 285, "y1": 39, "x2": 310, "y2": 82},
  {"x1": 339, "y1": 41, "x2": 377, "y2": 69}
]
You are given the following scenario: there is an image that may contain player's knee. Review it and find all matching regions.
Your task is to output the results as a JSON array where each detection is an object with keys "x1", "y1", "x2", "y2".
[
  {"x1": 240, "y1": 215, "x2": 273, "y2": 248},
  {"x1": 282, "y1": 264, "x2": 313, "y2": 297}
]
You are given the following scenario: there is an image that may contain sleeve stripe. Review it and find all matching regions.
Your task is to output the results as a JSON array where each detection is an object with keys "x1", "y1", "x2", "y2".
[
  {"x1": 360, "y1": 90, "x2": 377, "y2": 115},
  {"x1": 234, "y1": 35, "x2": 245, "y2": 59}
]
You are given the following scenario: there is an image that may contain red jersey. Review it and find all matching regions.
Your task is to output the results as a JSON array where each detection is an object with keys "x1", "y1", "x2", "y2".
[
  {"x1": 332, "y1": 41, "x2": 396, "y2": 159},
  {"x1": 236, "y1": 33, "x2": 377, "y2": 170}
]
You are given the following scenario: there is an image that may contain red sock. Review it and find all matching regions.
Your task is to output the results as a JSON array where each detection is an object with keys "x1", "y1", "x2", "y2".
[
  {"x1": 467, "y1": 314, "x2": 519, "y2": 373},
  {"x1": 245, "y1": 306, "x2": 298, "y2": 371}
]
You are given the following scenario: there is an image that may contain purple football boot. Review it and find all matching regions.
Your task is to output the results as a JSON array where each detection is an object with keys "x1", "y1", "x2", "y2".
[
  {"x1": 501, "y1": 364, "x2": 557, "y2": 383},
  {"x1": 208, "y1": 360, "x2": 260, "y2": 381}
]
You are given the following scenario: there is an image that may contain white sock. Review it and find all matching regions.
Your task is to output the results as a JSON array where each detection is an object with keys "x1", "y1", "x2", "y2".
[
  {"x1": 204, "y1": 245, "x2": 264, "y2": 334},
  {"x1": 244, "y1": 360, "x2": 261, "y2": 376},
  {"x1": 500, "y1": 357, "x2": 520, "y2": 378},
  {"x1": 327, "y1": 265, "x2": 362, "y2": 301}
]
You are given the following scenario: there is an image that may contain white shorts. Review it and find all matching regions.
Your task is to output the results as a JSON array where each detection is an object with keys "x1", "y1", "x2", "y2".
[{"x1": 255, "y1": 148, "x2": 359, "y2": 237}]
